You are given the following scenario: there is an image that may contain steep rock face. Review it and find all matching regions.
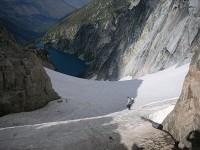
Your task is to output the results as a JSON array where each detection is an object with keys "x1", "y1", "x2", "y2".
[
  {"x1": 122, "y1": 0, "x2": 200, "y2": 78},
  {"x1": 162, "y1": 46, "x2": 200, "y2": 149},
  {"x1": 0, "y1": 28, "x2": 59, "y2": 116},
  {"x1": 43, "y1": 0, "x2": 159, "y2": 80},
  {"x1": 43, "y1": 0, "x2": 200, "y2": 80}
]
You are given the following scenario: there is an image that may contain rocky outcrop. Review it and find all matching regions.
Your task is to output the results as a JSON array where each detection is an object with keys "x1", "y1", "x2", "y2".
[
  {"x1": 29, "y1": 48, "x2": 55, "y2": 70},
  {"x1": 43, "y1": 0, "x2": 200, "y2": 81},
  {"x1": 0, "y1": 28, "x2": 59, "y2": 116},
  {"x1": 162, "y1": 45, "x2": 200, "y2": 149}
]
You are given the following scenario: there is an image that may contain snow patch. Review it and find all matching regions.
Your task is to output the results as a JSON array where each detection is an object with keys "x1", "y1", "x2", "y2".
[
  {"x1": 148, "y1": 105, "x2": 175, "y2": 124},
  {"x1": 90, "y1": 75, "x2": 97, "y2": 80},
  {"x1": 0, "y1": 63, "x2": 190, "y2": 150},
  {"x1": 78, "y1": 54, "x2": 84, "y2": 60},
  {"x1": 129, "y1": 0, "x2": 140, "y2": 10},
  {"x1": 119, "y1": 75, "x2": 132, "y2": 81},
  {"x1": 0, "y1": 63, "x2": 189, "y2": 127}
]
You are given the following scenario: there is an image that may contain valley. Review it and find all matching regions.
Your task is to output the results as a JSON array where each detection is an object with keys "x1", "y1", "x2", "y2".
[
  {"x1": 0, "y1": 0, "x2": 199, "y2": 149},
  {"x1": 0, "y1": 0, "x2": 89, "y2": 44}
]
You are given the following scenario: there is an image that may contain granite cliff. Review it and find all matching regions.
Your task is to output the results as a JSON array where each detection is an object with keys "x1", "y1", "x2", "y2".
[
  {"x1": 163, "y1": 45, "x2": 200, "y2": 149},
  {"x1": 43, "y1": 0, "x2": 200, "y2": 81},
  {"x1": 0, "y1": 28, "x2": 59, "y2": 116}
]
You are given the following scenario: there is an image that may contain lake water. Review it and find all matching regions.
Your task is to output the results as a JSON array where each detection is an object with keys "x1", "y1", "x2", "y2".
[{"x1": 36, "y1": 43, "x2": 88, "y2": 77}]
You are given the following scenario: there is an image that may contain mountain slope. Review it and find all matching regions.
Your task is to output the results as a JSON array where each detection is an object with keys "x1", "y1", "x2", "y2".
[
  {"x1": 0, "y1": 63, "x2": 189, "y2": 126},
  {"x1": 43, "y1": 0, "x2": 200, "y2": 81},
  {"x1": 0, "y1": 0, "x2": 76, "y2": 44}
]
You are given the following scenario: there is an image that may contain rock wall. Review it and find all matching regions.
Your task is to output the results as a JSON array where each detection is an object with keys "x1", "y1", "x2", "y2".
[
  {"x1": 122, "y1": 0, "x2": 200, "y2": 78},
  {"x1": 43, "y1": 0, "x2": 200, "y2": 81},
  {"x1": 162, "y1": 45, "x2": 200, "y2": 149},
  {"x1": 0, "y1": 28, "x2": 59, "y2": 116}
]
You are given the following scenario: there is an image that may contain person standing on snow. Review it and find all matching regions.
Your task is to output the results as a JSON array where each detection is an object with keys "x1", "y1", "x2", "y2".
[{"x1": 126, "y1": 96, "x2": 134, "y2": 110}]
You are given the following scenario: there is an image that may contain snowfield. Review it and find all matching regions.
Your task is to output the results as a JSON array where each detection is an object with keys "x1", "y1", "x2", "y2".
[{"x1": 0, "y1": 63, "x2": 189, "y2": 149}]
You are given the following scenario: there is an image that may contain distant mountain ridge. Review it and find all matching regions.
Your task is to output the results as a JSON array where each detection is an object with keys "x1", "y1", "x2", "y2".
[{"x1": 0, "y1": 0, "x2": 77, "y2": 44}]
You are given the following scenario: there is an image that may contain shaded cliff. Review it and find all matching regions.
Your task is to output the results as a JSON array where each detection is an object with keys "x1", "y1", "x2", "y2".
[
  {"x1": 162, "y1": 45, "x2": 200, "y2": 149},
  {"x1": 43, "y1": 0, "x2": 200, "y2": 81},
  {"x1": 0, "y1": 28, "x2": 59, "y2": 116}
]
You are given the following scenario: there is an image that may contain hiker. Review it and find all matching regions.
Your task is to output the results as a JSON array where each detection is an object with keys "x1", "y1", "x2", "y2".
[{"x1": 126, "y1": 96, "x2": 134, "y2": 110}]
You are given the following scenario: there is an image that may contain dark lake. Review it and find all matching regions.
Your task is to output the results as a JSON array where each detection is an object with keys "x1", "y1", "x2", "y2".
[{"x1": 36, "y1": 43, "x2": 88, "y2": 77}]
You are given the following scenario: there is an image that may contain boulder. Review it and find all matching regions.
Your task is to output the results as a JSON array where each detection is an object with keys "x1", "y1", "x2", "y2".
[{"x1": 0, "y1": 28, "x2": 59, "y2": 116}]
